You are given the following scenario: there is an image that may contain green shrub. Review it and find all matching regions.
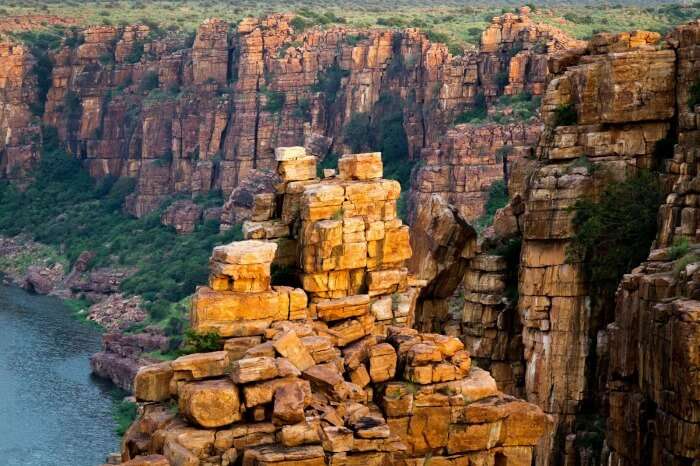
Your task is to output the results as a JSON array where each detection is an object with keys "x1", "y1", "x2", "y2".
[
  {"x1": 317, "y1": 152, "x2": 339, "y2": 177},
  {"x1": 343, "y1": 112, "x2": 370, "y2": 153},
  {"x1": 139, "y1": 71, "x2": 159, "y2": 93},
  {"x1": 553, "y1": 103, "x2": 577, "y2": 126},
  {"x1": 112, "y1": 396, "x2": 137, "y2": 436},
  {"x1": 262, "y1": 88, "x2": 286, "y2": 112},
  {"x1": 475, "y1": 180, "x2": 508, "y2": 231},
  {"x1": 125, "y1": 41, "x2": 144, "y2": 64},
  {"x1": 182, "y1": 329, "x2": 222, "y2": 354},
  {"x1": 688, "y1": 79, "x2": 700, "y2": 110},
  {"x1": 293, "y1": 98, "x2": 311, "y2": 120},
  {"x1": 312, "y1": 62, "x2": 350, "y2": 106},
  {"x1": 669, "y1": 236, "x2": 690, "y2": 260},
  {"x1": 455, "y1": 92, "x2": 487, "y2": 124},
  {"x1": 568, "y1": 171, "x2": 663, "y2": 298}
]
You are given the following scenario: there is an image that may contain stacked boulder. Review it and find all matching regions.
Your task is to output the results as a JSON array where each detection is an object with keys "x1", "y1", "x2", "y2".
[{"x1": 120, "y1": 150, "x2": 549, "y2": 466}]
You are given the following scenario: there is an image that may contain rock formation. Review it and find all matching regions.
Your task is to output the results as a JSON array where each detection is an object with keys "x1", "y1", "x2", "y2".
[
  {"x1": 604, "y1": 22, "x2": 700, "y2": 466},
  {"x1": 0, "y1": 11, "x2": 579, "y2": 224},
  {"x1": 411, "y1": 122, "x2": 541, "y2": 223},
  {"x1": 116, "y1": 149, "x2": 549, "y2": 466},
  {"x1": 0, "y1": 40, "x2": 41, "y2": 183}
]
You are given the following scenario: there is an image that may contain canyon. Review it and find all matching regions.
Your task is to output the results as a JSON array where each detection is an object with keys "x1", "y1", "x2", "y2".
[{"x1": 0, "y1": 6, "x2": 700, "y2": 466}]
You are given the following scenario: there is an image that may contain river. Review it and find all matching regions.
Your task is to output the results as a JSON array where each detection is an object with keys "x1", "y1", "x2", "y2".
[{"x1": 0, "y1": 285, "x2": 120, "y2": 466}]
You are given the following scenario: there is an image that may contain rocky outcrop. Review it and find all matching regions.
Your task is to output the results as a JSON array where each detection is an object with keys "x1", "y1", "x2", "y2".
[
  {"x1": 91, "y1": 329, "x2": 170, "y2": 391},
  {"x1": 407, "y1": 194, "x2": 477, "y2": 332},
  {"x1": 117, "y1": 149, "x2": 550, "y2": 466},
  {"x1": 514, "y1": 30, "x2": 676, "y2": 466},
  {"x1": 411, "y1": 122, "x2": 541, "y2": 223}
]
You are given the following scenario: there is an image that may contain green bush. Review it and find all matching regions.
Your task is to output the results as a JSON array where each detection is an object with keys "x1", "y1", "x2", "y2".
[
  {"x1": 125, "y1": 41, "x2": 144, "y2": 64},
  {"x1": 293, "y1": 98, "x2": 311, "y2": 120},
  {"x1": 568, "y1": 171, "x2": 663, "y2": 298},
  {"x1": 669, "y1": 237, "x2": 690, "y2": 260},
  {"x1": 112, "y1": 396, "x2": 137, "y2": 436},
  {"x1": 317, "y1": 152, "x2": 339, "y2": 177},
  {"x1": 262, "y1": 88, "x2": 286, "y2": 112},
  {"x1": 139, "y1": 71, "x2": 159, "y2": 93},
  {"x1": 455, "y1": 92, "x2": 487, "y2": 124},
  {"x1": 553, "y1": 103, "x2": 577, "y2": 126},
  {"x1": 475, "y1": 180, "x2": 508, "y2": 231},
  {"x1": 312, "y1": 62, "x2": 350, "y2": 106},
  {"x1": 343, "y1": 112, "x2": 370, "y2": 153},
  {"x1": 182, "y1": 329, "x2": 222, "y2": 354},
  {"x1": 688, "y1": 79, "x2": 700, "y2": 110}
]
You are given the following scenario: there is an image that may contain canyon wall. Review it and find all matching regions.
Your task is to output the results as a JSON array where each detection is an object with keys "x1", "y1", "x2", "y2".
[
  {"x1": 428, "y1": 24, "x2": 700, "y2": 466},
  {"x1": 605, "y1": 21, "x2": 700, "y2": 466},
  {"x1": 0, "y1": 10, "x2": 580, "y2": 223}
]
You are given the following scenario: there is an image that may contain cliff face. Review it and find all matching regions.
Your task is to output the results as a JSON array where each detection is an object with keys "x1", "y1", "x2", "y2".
[
  {"x1": 429, "y1": 24, "x2": 700, "y2": 466},
  {"x1": 606, "y1": 22, "x2": 700, "y2": 466},
  {"x1": 116, "y1": 148, "x2": 550, "y2": 466},
  {"x1": 0, "y1": 11, "x2": 579, "y2": 222},
  {"x1": 0, "y1": 41, "x2": 41, "y2": 183}
]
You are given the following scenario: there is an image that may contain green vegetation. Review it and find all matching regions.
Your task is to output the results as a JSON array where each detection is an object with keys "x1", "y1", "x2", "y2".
[
  {"x1": 475, "y1": 180, "x2": 509, "y2": 232},
  {"x1": 261, "y1": 87, "x2": 286, "y2": 112},
  {"x1": 4, "y1": 1, "x2": 699, "y2": 56},
  {"x1": 455, "y1": 92, "x2": 540, "y2": 126},
  {"x1": 111, "y1": 393, "x2": 137, "y2": 436},
  {"x1": 455, "y1": 92, "x2": 487, "y2": 124},
  {"x1": 669, "y1": 236, "x2": 690, "y2": 260},
  {"x1": 553, "y1": 103, "x2": 578, "y2": 127},
  {"x1": 317, "y1": 152, "x2": 340, "y2": 177},
  {"x1": 0, "y1": 129, "x2": 243, "y2": 337},
  {"x1": 342, "y1": 93, "x2": 415, "y2": 221},
  {"x1": 312, "y1": 62, "x2": 350, "y2": 106},
  {"x1": 181, "y1": 329, "x2": 222, "y2": 354},
  {"x1": 689, "y1": 79, "x2": 700, "y2": 110},
  {"x1": 568, "y1": 171, "x2": 663, "y2": 298}
]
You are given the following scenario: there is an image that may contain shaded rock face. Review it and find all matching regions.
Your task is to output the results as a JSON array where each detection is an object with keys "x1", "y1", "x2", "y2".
[
  {"x1": 605, "y1": 22, "x2": 700, "y2": 466},
  {"x1": 119, "y1": 149, "x2": 550, "y2": 466},
  {"x1": 512, "y1": 30, "x2": 677, "y2": 466},
  {"x1": 0, "y1": 11, "x2": 577, "y2": 220},
  {"x1": 410, "y1": 122, "x2": 541, "y2": 223}
]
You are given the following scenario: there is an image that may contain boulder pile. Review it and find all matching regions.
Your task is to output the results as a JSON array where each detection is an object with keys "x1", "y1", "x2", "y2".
[{"x1": 118, "y1": 149, "x2": 549, "y2": 466}]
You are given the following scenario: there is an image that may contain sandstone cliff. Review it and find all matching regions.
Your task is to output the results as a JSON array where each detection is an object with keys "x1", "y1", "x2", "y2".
[
  {"x1": 421, "y1": 24, "x2": 700, "y2": 466},
  {"x1": 0, "y1": 11, "x2": 579, "y2": 226}
]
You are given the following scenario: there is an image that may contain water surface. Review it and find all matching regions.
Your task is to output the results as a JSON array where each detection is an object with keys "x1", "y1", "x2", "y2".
[{"x1": 0, "y1": 285, "x2": 120, "y2": 466}]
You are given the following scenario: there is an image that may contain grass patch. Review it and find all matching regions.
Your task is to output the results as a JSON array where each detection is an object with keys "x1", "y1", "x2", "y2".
[
  {"x1": 111, "y1": 392, "x2": 138, "y2": 437},
  {"x1": 669, "y1": 237, "x2": 690, "y2": 260}
]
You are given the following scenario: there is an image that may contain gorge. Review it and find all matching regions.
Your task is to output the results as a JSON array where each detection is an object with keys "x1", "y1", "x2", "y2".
[{"x1": 1, "y1": 3, "x2": 700, "y2": 466}]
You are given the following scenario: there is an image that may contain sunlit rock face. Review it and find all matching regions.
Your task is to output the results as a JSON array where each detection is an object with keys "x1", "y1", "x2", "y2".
[
  {"x1": 118, "y1": 149, "x2": 550, "y2": 466},
  {"x1": 1, "y1": 11, "x2": 578, "y2": 222}
]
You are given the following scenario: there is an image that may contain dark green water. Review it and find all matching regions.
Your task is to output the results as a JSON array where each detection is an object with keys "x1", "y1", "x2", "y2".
[{"x1": 0, "y1": 285, "x2": 120, "y2": 466}]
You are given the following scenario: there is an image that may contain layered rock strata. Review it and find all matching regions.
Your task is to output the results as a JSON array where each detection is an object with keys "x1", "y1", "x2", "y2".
[
  {"x1": 605, "y1": 21, "x2": 700, "y2": 466},
  {"x1": 117, "y1": 150, "x2": 550, "y2": 466},
  {"x1": 515, "y1": 30, "x2": 676, "y2": 466},
  {"x1": 411, "y1": 122, "x2": 541, "y2": 223},
  {"x1": 1, "y1": 11, "x2": 579, "y2": 221}
]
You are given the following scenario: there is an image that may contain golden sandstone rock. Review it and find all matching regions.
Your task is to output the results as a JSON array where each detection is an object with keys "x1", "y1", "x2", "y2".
[{"x1": 122, "y1": 151, "x2": 548, "y2": 466}]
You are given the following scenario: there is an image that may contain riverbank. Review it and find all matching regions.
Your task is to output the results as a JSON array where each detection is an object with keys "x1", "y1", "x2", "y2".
[
  {"x1": 0, "y1": 234, "x2": 170, "y2": 391},
  {"x1": 0, "y1": 285, "x2": 121, "y2": 465}
]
